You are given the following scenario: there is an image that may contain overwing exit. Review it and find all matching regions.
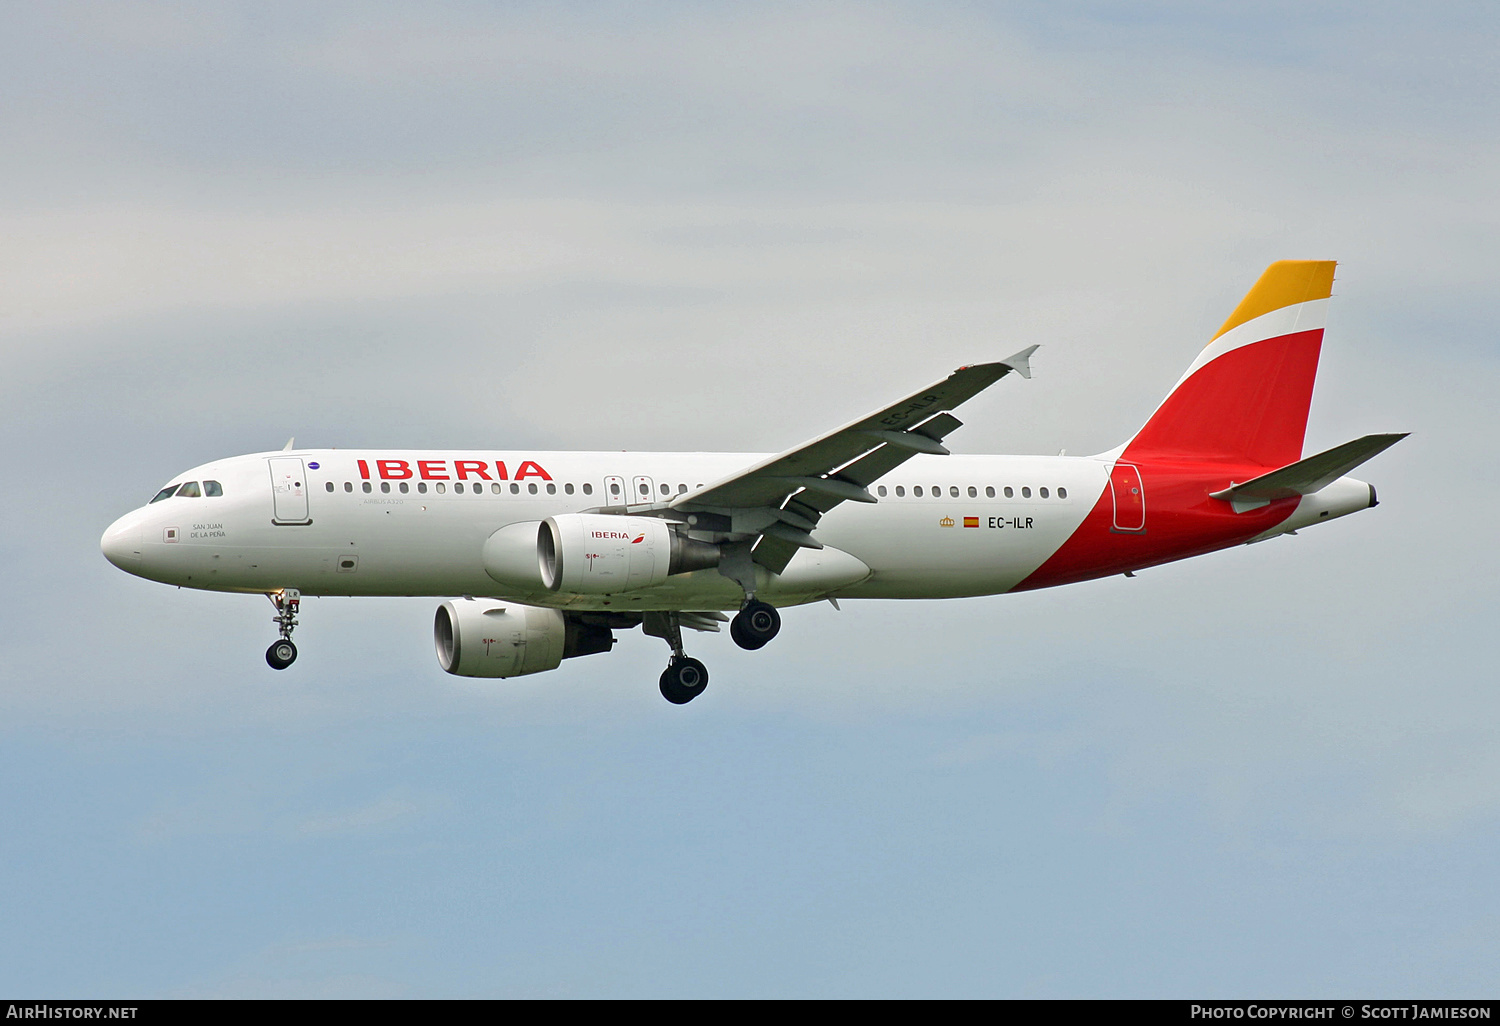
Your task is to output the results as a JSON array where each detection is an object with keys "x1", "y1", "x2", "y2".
[{"x1": 102, "y1": 261, "x2": 1405, "y2": 704}]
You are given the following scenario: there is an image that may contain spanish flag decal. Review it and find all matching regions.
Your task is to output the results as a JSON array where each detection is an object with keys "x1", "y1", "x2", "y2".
[{"x1": 963, "y1": 516, "x2": 980, "y2": 528}]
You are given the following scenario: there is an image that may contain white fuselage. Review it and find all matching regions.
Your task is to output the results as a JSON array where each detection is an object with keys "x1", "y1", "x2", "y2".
[{"x1": 101, "y1": 448, "x2": 1112, "y2": 609}]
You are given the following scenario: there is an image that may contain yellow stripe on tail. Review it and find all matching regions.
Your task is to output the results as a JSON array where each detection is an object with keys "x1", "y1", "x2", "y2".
[{"x1": 1212, "y1": 260, "x2": 1336, "y2": 341}]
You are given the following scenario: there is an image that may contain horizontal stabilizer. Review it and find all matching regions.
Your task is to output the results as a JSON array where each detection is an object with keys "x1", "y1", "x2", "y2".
[{"x1": 1211, "y1": 433, "x2": 1408, "y2": 509}]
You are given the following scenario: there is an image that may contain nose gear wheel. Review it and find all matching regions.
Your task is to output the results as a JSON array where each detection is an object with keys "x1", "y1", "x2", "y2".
[
  {"x1": 265, "y1": 589, "x2": 301, "y2": 670},
  {"x1": 266, "y1": 639, "x2": 298, "y2": 670}
]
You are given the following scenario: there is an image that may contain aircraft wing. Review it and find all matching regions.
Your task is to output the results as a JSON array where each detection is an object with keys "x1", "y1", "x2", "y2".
[{"x1": 670, "y1": 348, "x2": 1037, "y2": 572}]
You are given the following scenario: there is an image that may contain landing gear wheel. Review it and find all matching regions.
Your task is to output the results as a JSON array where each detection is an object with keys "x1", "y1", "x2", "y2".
[
  {"x1": 659, "y1": 656, "x2": 709, "y2": 704},
  {"x1": 265, "y1": 590, "x2": 302, "y2": 670},
  {"x1": 731, "y1": 600, "x2": 781, "y2": 651},
  {"x1": 730, "y1": 617, "x2": 763, "y2": 650},
  {"x1": 266, "y1": 639, "x2": 298, "y2": 670}
]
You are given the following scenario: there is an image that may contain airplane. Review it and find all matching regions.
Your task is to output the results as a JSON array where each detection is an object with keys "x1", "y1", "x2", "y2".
[{"x1": 101, "y1": 260, "x2": 1405, "y2": 704}]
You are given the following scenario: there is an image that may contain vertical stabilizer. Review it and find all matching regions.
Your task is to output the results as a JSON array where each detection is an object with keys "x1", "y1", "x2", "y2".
[{"x1": 1123, "y1": 260, "x2": 1336, "y2": 468}]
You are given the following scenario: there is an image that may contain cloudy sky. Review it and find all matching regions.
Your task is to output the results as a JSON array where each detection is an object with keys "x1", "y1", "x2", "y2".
[{"x1": 2, "y1": 0, "x2": 1497, "y2": 997}]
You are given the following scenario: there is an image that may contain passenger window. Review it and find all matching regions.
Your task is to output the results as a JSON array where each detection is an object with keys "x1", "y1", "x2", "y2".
[
  {"x1": 949, "y1": 486, "x2": 959, "y2": 498},
  {"x1": 529, "y1": 483, "x2": 538, "y2": 495},
  {"x1": 1021, "y1": 487, "x2": 1031, "y2": 498},
  {"x1": 986, "y1": 486, "x2": 995, "y2": 498},
  {"x1": 204, "y1": 481, "x2": 223, "y2": 497},
  {"x1": 565, "y1": 483, "x2": 574, "y2": 495},
  {"x1": 401, "y1": 483, "x2": 411, "y2": 494},
  {"x1": 176, "y1": 482, "x2": 201, "y2": 498},
  {"x1": 967, "y1": 486, "x2": 977, "y2": 498},
  {"x1": 895, "y1": 486, "x2": 905, "y2": 497},
  {"x1": 678, "y1": 484, "x2": 688, "y2": 494},
  {"x1": 932, "y1": 486, "x2": 940, "y2": 497},
  {"x1": 325, "y1": 482, "x2": 334, "y2": 492},
  {"x1": 1058, "y1": 487, "x2": 1068, "y2": 499},
  {"x1": 344, "y1": 482, "x2": 353, "y2": 493},
  {"x1": 877, "y1": 485, "x2": 887, "y2": 497},
  {"x1": 913, "y1": 486, "x2": 923, "y2": 497},
  {"x1": 418, "y1": 482, "x2": 428, "y2": 494},
  {"x1": 583, "y1": 483, "x2": 593, "y2": 495},
  {"x1": 436, "y1": 483, "x2": 446, "y2": 494},
  {"x1": 547, "y1": 483, "x2": 557, "y2": 495},
  {"x1": 362, "y1": 482, "x2": 372, "y2": 493},
  {"x1": 1040, "y1": 487, "x2": 1049, "y2": 498},
  {"x1": 1004, "y1": 487, "x2": 1013, "y2": 498},
  {"x1": 454, "y1": 483, "x2": 464, "y2": 494},
  {"x1": 150, "y1": 485, "x2": 179, "y2": 503},
  {"x1": 381, "y1": 482, "x2": 391, "y2": 493},
  {"x1": 491, "y1": 483, "x2": 500, "y2": 494},
  {"x1": 660, "y1": 483, "x2": 670, "y2": 495}
]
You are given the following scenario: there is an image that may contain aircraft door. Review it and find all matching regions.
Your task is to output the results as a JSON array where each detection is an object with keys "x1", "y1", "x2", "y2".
[
  {"x1": 632, "y1": 476, "x2": 655, "y2": 504},
  {"x1": 603, "y1": 476, "x2": 626, "y2": 506},
  {"x1": 269, "y1": 457, "x2": 311, "y2": 525},
  {"x1": 1109, "y1": 462, "x2": 1145, "y2": 533}
]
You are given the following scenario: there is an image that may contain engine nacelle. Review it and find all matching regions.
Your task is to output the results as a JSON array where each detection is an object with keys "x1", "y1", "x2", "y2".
[
  {"x1": 435, "y1": 599, "x2": 616, "y2": 678},
  {"x1": 434, "y1": 599, "x2": 564, "y2": 678},
  {"x1": 539, "y1": 514, "x2": 718, "y2": 594}
]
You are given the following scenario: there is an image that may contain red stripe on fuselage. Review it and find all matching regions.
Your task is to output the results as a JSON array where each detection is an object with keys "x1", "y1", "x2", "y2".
[
  {"x1": 1016, "y1": 329, "x2": 1320, "y2": 591},
  {"x1": 1014, "y1": 458, "x2": 1298, "y2": 590}
]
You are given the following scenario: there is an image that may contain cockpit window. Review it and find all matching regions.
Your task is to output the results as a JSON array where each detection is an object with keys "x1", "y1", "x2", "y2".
[
  {"x1": 203, "y1": 480, "x2": 223, "y2": 497},
  {"x1": 150, "y1": 485, "x2": 180, "y2": 503},
  {"x1": 175, "y1": 481, "x2": 201, "y2": 498}
]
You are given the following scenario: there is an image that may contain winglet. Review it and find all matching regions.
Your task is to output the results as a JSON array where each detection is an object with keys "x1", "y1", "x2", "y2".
[
  {"x1": 997, "y1": 345, "x2": 1039, "y2": 380},
  {"x1": 282, "y1": 437, "x2": 295, "y2": 451}
]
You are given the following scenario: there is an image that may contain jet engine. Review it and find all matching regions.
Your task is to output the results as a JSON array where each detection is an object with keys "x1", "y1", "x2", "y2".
[
  {"x1": 434, "y1": 598, "x2": 614, "y2": 678},
  {"x1": 537, "y1": 514, "x2": 719, "y2": 594}
]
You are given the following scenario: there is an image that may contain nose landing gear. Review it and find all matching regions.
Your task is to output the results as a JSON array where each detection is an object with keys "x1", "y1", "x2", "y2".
[{"x1": 265, "y1": 589, "x2": 300, "y2": 669}]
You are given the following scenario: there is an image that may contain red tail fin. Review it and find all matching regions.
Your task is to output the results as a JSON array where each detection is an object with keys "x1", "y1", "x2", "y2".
[{"x1": 1123, "y1": 260, "x2": 1336, "y2": 468}]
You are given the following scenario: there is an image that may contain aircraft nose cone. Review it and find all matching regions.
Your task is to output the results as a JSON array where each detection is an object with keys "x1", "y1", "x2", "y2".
[{"x1": 101, "y1": 515, "x2": 143, "y2": 571}]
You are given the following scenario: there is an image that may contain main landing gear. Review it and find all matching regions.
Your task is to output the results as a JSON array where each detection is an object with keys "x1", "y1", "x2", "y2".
[
  {"x1": 730, "y1": 599, "x2": 781, "y2": 651},
  {"x1": 643, "y1": 599, "x2": 783, "y2": 705},
  {"x1": 660, "y1": 655, "x2": 709, "y2": 705},
  {"x1": 265, "y1": 589, "x2": 300, "y2": 670},
  {"x1": 717, "y1": 542, "x2": 783, "y2": 653},
  {"x1": 643, "y1": 611, "x2": 710, "y2": 705}
]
